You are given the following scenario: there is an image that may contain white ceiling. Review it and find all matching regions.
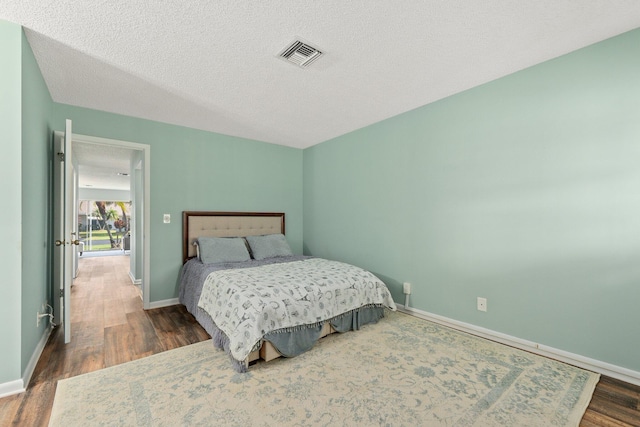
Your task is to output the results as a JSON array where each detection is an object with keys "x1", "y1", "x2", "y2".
[
  {"x1": 2, "y1": 1, "x2": 640, "y2": 151},
  {"x1": 73, "y1": 141, "x2": 134, "y2": 191}
]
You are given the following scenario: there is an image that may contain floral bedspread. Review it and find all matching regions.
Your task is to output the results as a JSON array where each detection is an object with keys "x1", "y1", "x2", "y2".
[{"x1": 197, "y1": 258, "x2": 396, "y2": 362}]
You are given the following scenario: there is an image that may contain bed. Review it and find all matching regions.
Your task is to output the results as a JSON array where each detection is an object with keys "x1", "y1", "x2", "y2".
[{"x1": 179, "y1": 211, "x2": 397, "y2": 371}]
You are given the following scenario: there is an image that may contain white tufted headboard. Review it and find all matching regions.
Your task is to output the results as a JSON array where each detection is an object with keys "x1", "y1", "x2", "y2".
[{"x1": 182, "y1": 211, "x2": 285, "y2": 263}]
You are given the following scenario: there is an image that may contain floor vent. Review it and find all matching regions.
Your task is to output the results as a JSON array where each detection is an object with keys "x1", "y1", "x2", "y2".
[{"x1": 279, "y1": 40, "x2": 323, "y2": 68}]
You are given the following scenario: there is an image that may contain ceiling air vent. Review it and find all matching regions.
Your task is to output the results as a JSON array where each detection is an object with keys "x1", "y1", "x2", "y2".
[{"x1": 278, "y1": 40, "x2": 323, "y2": 68}]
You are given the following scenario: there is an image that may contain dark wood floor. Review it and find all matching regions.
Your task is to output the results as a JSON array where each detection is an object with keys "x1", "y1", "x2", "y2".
[
  {"x1": 0, "y1": 255, "x2": 638, "y2": 426},
  {"x1": 0, "y1": 255, "x2": 209, "y2": 426}
]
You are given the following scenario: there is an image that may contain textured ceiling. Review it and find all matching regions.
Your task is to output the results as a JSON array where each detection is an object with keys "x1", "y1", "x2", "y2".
[
  {"x1": 73, "y1": 142, "x2": 134, "y2": 191},
  {"x1": 2, "y1": 1, "x2": 640, "y2": 150}
]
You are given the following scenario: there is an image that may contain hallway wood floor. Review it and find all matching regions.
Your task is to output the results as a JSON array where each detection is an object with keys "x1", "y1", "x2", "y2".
[{"x1": 0, "y1": 255, "x2": 638, "y2": 426}]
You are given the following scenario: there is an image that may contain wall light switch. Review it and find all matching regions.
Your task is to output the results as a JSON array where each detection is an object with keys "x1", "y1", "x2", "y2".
[
  {"x1": 163, "y1": 214, "x2": 171, "y2": 224},
  {"x1": 477, "y1": 297, "x2": 487, "y2": 312}
]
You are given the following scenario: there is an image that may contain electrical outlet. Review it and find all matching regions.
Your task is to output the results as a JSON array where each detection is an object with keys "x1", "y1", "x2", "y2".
[
  {"x1": 36, "y1": 311, "x2": 41, "y2": 327},
  {"x1": 163, "y1": 214, "x2": 171, "y2": 224},
  {"x1": 477, "y1": 297, "x2": 487, "y2": 312},
  {"x1": 403, "y1": 282, "x2": 411, "y2": 295}
]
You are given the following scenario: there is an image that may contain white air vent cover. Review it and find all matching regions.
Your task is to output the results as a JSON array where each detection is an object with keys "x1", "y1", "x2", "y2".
[{"x1": 279, "y1": 40, "x2": 323, "y2": 68}]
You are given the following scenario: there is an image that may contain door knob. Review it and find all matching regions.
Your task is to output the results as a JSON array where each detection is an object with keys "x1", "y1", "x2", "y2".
[
  {"x1": 71, "y1": 239, "x2": 80, "y2": 245},
  {"x1": 55, "y1": 239, "x2": 66, "y2": 246}
]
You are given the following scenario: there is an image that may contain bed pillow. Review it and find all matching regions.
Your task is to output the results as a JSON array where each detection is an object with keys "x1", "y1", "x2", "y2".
[
  {"x1": 245, "y1": 234, "x2": 293, "y2": 260},
  {"x1": 197, "y1": 237, "x2": 251, "y2": 264}
]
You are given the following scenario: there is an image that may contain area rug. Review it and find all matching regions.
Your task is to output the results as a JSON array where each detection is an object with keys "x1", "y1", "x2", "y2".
[{"x1": 49, "y1": 311, "x2": 598, "y2": 426}]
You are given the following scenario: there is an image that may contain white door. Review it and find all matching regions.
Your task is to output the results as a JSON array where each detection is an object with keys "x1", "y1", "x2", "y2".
[{"x1": 53, "y1": 119, "x2": 76, "y2": 343}]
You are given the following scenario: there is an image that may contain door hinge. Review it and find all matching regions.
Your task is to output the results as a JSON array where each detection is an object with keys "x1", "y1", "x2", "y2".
[
  {"x1": 59, "y1": 289, "x2": 64, "y2": 298},
  {"x1": 57, "y1": 151, "x2": 65, "y2": 161}
]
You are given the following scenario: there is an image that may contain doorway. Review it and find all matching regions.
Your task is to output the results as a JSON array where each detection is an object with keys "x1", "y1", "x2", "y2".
[{"x1": 69, "y1": 133, "x2": 151, "y2": 311}]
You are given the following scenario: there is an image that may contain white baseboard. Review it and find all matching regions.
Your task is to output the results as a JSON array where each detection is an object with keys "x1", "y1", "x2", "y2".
[
  {"x1": 0, "y1": 379, "x2": 24, "y2": 399},
  {"x1": 22, "y1": 324, "x2": 53, "y2": 389},
  {"x1": 148, "y1": 298, "x2": 179, "y2": 309},
  {"x1": 0, "y1": 324, "x2": 53, "y2": 398},
  {"x1": 128, "y1": 271, "x2": 141, "y2": 285},
  {"x1": 397, "y1": 304, "x2": 640, "y2": 387}
]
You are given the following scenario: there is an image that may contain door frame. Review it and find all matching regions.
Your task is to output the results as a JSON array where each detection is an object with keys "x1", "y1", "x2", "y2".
[{"x1": 54, "y1": 132, "x2": 152, "y2": 309}]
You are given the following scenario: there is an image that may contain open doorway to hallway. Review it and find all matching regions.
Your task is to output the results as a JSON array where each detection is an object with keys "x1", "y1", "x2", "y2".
[
  {"x1": 70, "y1": 133, "x2": 150, "y2": 313},
  {"x1": 52, "y1": 127, "x2": 150, "y2": 345}
]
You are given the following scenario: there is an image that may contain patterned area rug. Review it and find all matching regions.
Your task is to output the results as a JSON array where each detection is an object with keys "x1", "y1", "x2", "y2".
[{"x1": 49, "y1": 311, "x2": 598, "y2": 426}]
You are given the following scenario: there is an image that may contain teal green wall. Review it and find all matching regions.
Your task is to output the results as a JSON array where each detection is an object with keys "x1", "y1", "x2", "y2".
[
  {"x1": 0, "y1": 20, "x2": 23, "y2": 385},
  {"x1": 21, "y1": 28, "x2": 55, "y2": 374},
  {"x1": 304, "y1": 29, "x2": 640, "y2": 372},
  {"x1": 52, "y1": 105, "x2": 304, "y2": 302}
]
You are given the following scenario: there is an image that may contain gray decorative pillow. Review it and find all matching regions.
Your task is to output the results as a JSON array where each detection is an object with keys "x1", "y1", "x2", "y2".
[
  {"x1": 197, "y1": 237, "x2": 251, "y2": 264},
  {"x1": 245, "y1": 234, "x2": 293, "y2": 260}
]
